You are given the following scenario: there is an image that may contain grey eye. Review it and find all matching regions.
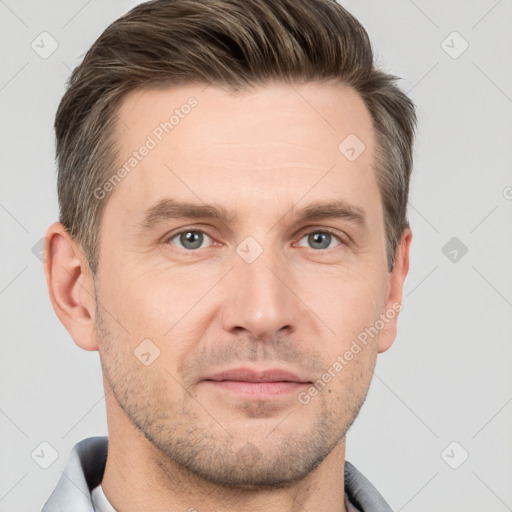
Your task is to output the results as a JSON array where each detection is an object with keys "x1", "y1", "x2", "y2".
[
  {"x1": 297, "y1": 231, "x2": 341, "y2": 250},
  {"x1": 170, "y1": 230, "x2": 211, "y2": 250}
]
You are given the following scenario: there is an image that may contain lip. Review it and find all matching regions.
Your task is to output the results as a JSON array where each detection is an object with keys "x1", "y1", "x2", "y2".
[
  {"x1": 201, "y1": 367, "x2": 311, "y2": 398},
  {"x1": 203, "y1": 367, "x2": 310, "y2": 383}
]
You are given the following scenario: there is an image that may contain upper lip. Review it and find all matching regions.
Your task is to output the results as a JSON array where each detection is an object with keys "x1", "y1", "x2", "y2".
[{"x1": 203, "y1": 367, "x2": 310, "y2": 383}]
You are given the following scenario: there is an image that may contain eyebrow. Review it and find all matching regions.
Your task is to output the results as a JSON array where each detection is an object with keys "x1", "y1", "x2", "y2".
[
  {"x1": 294, "y1": 200, "x2": 367, "y2": 228},
  {"x1": 140, "y1": 198, "x2": 368, "y2": 231},
  {"x1": 141, "y1": 199, "x2": 235, "y2": 229}
]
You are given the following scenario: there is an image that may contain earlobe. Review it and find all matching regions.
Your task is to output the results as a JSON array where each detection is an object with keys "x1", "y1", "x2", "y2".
[
  {"x1": 43, "y1": 222, "x2": 99, "y2": 351},
  {"x1": 377, "y1": 227, "x2": 412, "y2": 354}
]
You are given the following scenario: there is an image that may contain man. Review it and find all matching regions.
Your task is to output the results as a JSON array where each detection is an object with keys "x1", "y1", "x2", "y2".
[{"x1": 42, "y1": 0, "x2": 416, "y2": 510}]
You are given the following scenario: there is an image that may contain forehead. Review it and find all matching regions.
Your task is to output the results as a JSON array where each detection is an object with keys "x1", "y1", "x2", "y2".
[
  {"x1": 115, "y1": 81, "x2": 374, "y2": 160},
  {"x1": 106, "y1": 82, "x2": 378, "y2": 226}
]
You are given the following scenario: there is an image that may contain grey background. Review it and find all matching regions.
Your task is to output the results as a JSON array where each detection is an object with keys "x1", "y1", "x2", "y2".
[{"x1": 1, "y1": 0, "x2": 511, "y2": 510}]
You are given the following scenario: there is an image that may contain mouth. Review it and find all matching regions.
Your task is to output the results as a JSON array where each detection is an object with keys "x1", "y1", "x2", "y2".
[{"x1": 201, "y1": 367, "x2": 312, "y2": 397}]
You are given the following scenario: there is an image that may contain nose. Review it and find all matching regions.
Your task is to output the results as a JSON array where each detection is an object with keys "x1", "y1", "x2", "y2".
[{"x1": 220, "y1": 244, "x2": 301, "y2": 340}]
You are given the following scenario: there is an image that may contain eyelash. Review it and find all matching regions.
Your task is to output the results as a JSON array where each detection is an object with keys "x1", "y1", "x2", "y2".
[{"x1": 164, "y1": 227, "x2": 347, "y2": 252}]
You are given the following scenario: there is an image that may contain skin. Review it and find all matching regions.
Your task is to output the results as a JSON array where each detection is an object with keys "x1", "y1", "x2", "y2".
[{"x1": 44, "y1": 82, "x2": 411, "y2": 512}]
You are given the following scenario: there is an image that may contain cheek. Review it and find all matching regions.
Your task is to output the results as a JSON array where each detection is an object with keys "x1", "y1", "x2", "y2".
[
  {"x1": 327, "y1": 338, "x2": 378, "y2": 401},
  {"x1": 101, "y1": 264, "x2": 195, "y2": 338},
  {"x1": 300, "y1": 339, "x2": 377, "y2": 421},
  {"x1": 301, "y1": 266, "x2": 386, "y2": 340},
  {"x1": 290, "y1": 270, "x2": 384, "y2": 404}
]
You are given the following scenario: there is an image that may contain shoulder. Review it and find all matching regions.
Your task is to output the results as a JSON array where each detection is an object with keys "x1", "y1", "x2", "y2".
[{"x1": 344, "y1": 460, "x2": 394, "y2": 512}]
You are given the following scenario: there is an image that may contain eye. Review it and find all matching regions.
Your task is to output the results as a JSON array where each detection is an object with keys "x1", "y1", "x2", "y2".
[
  {"x1": 167, "y1": 229, "x2": 213, "y2": 250},
  {"x1": 296, "y1": 230, "x2": 343, "y2": 250}
]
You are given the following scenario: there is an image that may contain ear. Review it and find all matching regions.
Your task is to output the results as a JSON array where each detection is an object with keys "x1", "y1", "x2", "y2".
[
  {"x1": 377, "y1": 227, "x2": 412, "y2": 354},
  {"x1": 43, "y1": 222, "x2": 98, "y2": 351}
]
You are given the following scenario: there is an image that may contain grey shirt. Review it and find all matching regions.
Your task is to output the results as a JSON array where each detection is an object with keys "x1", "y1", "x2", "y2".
[{"x1": 42, "y1": 437, "x2": 394, "y2": 512}]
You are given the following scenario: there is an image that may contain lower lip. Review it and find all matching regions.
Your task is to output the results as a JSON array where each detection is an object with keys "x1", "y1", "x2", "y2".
[{"x1": 204, "y1": 380, "x2": 309, "y2": 397}]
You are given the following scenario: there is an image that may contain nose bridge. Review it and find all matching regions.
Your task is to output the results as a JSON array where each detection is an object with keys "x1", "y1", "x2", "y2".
[{"x1": 221, "y1": 239, "x2": 299, "y2": 339}]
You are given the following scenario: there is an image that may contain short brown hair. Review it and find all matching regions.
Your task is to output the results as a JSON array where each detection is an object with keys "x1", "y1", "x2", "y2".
[{"x1": 55, "y1": 0, "x2": 417, "y2": 273}]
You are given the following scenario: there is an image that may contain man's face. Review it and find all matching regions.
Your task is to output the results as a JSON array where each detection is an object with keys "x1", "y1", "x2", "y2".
[{"x1": 93, "y1": 82, "x2": 404, "y2": 487}]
